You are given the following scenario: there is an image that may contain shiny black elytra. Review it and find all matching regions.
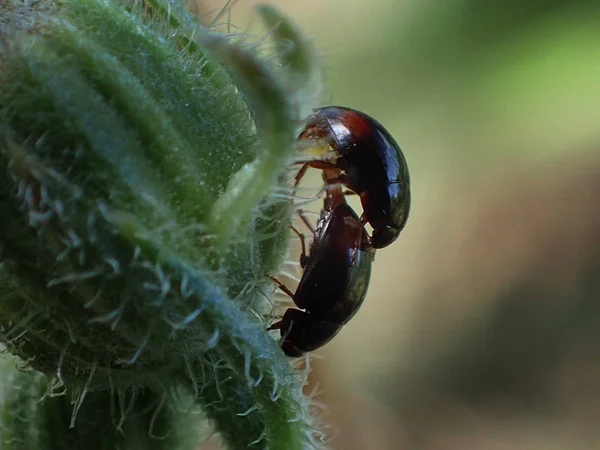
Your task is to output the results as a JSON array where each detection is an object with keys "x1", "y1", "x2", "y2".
[
  {"x1": 267, "y1": 197, "x2": 372, "y2": 357},
  {"x1": 295, "y1": 106, "x2": 411, "y2": 249}
]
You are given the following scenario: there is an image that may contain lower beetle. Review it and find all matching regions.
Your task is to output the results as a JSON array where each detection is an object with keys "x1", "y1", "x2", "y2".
[{"x1": 267, "y1": 192, "x2": 372, "y2": 357}]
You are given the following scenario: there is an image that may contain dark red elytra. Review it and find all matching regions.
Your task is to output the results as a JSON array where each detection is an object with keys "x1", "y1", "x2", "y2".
[
  {"x1": 267, "y1": 188, "x2": 372, "y2": 357},
  {"x1": 295, "y1": 106, "x2": 411, "y2": 249}
]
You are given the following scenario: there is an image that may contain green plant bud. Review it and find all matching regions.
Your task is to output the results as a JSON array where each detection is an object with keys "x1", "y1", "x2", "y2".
[
  {"x1": 0, "y1": 354, "x2": 207, "y2": 450},
  {"x1": 0, "y1": 0, "x2": 324, "y2": 448}
]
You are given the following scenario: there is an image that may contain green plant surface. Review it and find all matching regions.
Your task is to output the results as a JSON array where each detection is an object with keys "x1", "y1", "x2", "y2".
[{"x1": 0, "y1": 1, "x2": 323, "y2": 449}]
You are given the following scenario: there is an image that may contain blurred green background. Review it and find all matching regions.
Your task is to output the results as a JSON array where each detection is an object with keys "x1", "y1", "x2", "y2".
[{"x1": 201, "y1": 1, "x2": 600, "y2": 449}]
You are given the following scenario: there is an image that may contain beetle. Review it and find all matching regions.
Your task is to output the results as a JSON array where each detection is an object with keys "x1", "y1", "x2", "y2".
[
  {"x1": 294, "y1": 106, "x2": 411, "y2": 249},
  {"x1": 267, "y1": 193, "x2": 372, "y2": 357}
]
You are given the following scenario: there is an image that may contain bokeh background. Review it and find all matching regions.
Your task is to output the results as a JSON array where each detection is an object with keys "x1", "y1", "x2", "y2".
[{"x1": 201, "y1": 1, "x2": 600, "y2": 449}]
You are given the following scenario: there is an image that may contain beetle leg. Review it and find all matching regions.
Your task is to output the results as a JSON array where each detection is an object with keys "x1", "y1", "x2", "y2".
[
  {"x1": 268, "y1": 316, "x2": 296, "y2": 348},
  {"x1": 355, "y1": 213, "x2": 375, "y2": 260},
  {"x1": 296, "y1": 209, "x2": 316, "y2": 235},
  {"x1": 267, "y1": 320, "x2": 283, "y2": 331},
  {"x1": 268, "y1": 309, "x2": 303, "y2": 345},
  {"x1": 368, "y1": 246, "x2": 377, "y2": 262},
  {"x1": 293, "y1": 160, "x2": 340, "y2": 189},
  {"x1": 265, "y1": 274, "x2": 295, "y2": 299},
  {"x1": 323, "y1": 172, "x2": 352, "y2": 190},
  {"x1": 289, "y1": 222, "x2": 310, "y2": 268}
]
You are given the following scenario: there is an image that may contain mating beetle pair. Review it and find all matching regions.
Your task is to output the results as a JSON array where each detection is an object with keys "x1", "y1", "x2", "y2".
[{"x1": 269, "y1": 106, "x2": 411, "y2": 357}]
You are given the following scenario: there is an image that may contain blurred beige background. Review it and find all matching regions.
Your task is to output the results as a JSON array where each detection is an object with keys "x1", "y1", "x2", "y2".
[{"x1": 201, "y1": 1, "x2": 600, "y2": 448}]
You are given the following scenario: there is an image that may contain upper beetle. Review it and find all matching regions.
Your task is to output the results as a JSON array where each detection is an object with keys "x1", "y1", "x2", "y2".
[{"x1": 295, "y1": 106, "x2": 411, "y2": 249}]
